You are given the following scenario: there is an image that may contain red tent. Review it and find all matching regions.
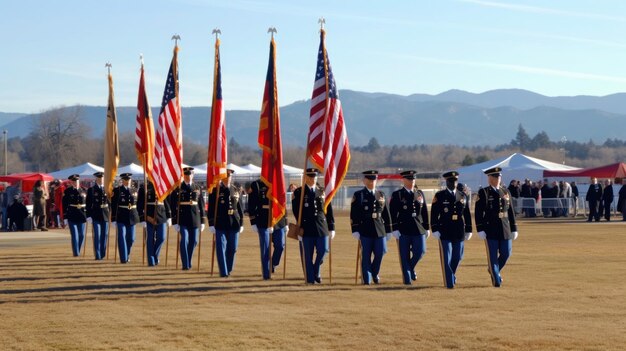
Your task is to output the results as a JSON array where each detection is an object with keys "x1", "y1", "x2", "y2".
[
  {"x1": 0, "y1": 173, "x2": 54, "y2": 192},
  {"x1": 543, "y1": 162, "x2": 626, "y2": 179}
]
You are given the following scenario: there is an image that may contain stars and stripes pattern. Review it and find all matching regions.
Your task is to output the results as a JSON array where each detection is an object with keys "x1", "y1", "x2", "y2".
[
  {"x1": 207, "y1": 38, "x2": 228, "y2": 193},
  {"x1": 151, "y1": 46, "x2": 183, "y2": 201},
  {"x1": 307, "y1": 29, "x2": 350, "y2": 211},
  {"x1": 134, "y1": 61, "x2": 155, "y2": 181},
  {"x1": 259, "y1": 38, "x2": 286, "y2": 227}
]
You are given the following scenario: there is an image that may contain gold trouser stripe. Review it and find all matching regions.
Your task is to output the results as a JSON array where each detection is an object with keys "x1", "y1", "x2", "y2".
[
  {"x1": 484, "y1": 239, "x2": 497, "y2": 286},
  {"x1": 438, "y1": 239, "x2": 447, "y2": 287}
]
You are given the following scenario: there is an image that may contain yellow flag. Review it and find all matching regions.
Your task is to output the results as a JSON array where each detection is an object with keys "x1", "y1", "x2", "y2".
[{"x1": 104, "y1": 72, "x2": 119, "y2": 197}]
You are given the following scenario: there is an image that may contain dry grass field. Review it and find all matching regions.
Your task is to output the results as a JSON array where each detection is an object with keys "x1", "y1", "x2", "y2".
[{"x1": 1, "y1": 213, "x2": 626, "y2": 350}]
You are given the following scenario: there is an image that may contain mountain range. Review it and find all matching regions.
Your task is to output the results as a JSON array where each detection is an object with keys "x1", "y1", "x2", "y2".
[{"x1": 1, "y1": 88, "x2": 625, "y2": 146}]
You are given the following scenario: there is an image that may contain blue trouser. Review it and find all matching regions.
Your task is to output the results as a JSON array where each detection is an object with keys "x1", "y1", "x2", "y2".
[
  {"x1": 256, "y1": 227, "x2": 287, "y2": 279},
  {"x1": 486, "y1": 239, "x2": 512, "y2": 287},
  {"x1": 92, "y1": 220, "x2": 108, "y2": 260},
  {"x1": 117, "y1": 223, "x2": 135, "y2": 263},
  {"x1": 215, "y1": 229, "x2": 239, "y2": 276},
  {"x1": 302, "y1": 236, "x2": 329, "y2": 283},
  {"x1": 398, "y1": 234, "x2": 426, "y2": 284},
  {"x1": 147, "y1": 222, "x2": 167, "y2": 266},
  {"x1": 360, "y1": 236, "x2": 387, "y2": 284},
  {"x1": 179, "y1": 226, "x2": 199, "y2": 270},
  {"x1": 68, "y1": 221, "x2": 86, "y2": 257},
  {"x1": 439, "y1": 239, "x2": 464, "y2": 288}
]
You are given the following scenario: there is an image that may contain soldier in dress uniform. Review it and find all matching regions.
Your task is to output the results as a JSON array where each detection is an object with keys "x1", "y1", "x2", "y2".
[
  {"x1": 138, "y1": 180, "x2": 172, "y2": 267},
  {"x1": 247, "y1": 178, "x2": 288, "y2": 280},
  {"x1": 111, "y1": 173, "x2": 140, "y2": 264},
  {"x1": 350, "y1": 170, "x2": 392, "y2": 285},
  {"x1": 585, "y1": 177, "x2": 603, "y2": 222},
  {"x1": 170, "y1": 167, "x2": 206, "y2": 271},
  {"x1": 85, "y1": 172, "x2": 110, "y2": 260},
  {"x1": 208, "y1": 169, "x2": 243, "y2": 277},
  {"x1": 475, "y1": 167, "x2": 518, "y2": 287},
  {"x1": 62, "y1": 174, "x2": 87, "y2": 257},
  {"x1": 431, "y1": 171, "x2": 472, "y2": 289},
  {"x1": 389, "y1": 170, "x2": 430, "y2": 285},
  {"x1": 291, "y1": 168, "x2": 335, "y2": 284}
]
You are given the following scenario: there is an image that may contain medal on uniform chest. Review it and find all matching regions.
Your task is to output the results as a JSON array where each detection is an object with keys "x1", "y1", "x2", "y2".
[
  {"x1": 452, "y1": 214, "x2": 458, "y2": 220},
  {"x1": 304, "y1": 203, "x2": 309, "y2": 207},
  {"x1": 364, "y1": 206, "x2": 369, "y2": 211},
  {"x1": 220, "y1": 200, "x2": 225, "y2": 204},
  {"x1": 403, "y1": 205, "x2": 407, "y2": 209},
  {"x1": 444, "y1": 207, "x2": 449, "y2": 213}
]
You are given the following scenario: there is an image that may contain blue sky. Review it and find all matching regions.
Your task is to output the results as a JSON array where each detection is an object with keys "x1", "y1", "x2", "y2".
[{"x1": 3, "y1": 0, "x2": 626, "y2": 113}]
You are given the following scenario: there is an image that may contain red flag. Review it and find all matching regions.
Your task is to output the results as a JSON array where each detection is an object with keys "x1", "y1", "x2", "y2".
[
  {"x1": 307, "y1": 29, "x2": 350, "y2": 211},
  {"x1": 152, "y1": 45, "x2": 183, "y2": 201},
  {"x1": 259, "y1": 37, "x2": 286, "y2": 228},
  {"x1": 207, "y1": 37, "x2": 227, "y2": 193},
  {"x1": 134, "y1": 60, "x2": 155, "y2": 181}
]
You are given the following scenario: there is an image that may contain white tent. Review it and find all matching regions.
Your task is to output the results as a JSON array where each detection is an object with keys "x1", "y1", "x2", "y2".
[
  {"x1": 457, "y1": 153, "x2": 580, "y2": 191},
  {"x1": 49, "y1": 162, "x2": 104, "y2": 180},
  {"x1": 240, "y1": 164, "x2": 262, "y2": 173},
  {"x1": 283, "y1": 164, "x2": 304, "y2": 175},
  {"x1": 117, "y1": 163, "x2": 145, "y2": 180}
]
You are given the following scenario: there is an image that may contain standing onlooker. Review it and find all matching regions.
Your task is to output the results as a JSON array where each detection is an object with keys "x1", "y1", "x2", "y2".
[
  {"x1": 540, "y1": 180, "x2": 551, "y2": 218},
  {"x1": 601, "y1": 179, "x2": 613, "y2": 221},
  {"x1": 617, "y1": 182, "x2": 626, "y2": 221},
  {"x1": 8, "y1": 195, "x2": 28, "y2": 231},
  {"x1": 560, "y1": 181, "x2": 572, "y2": 217},
  {"x1": 586, "y1": 177, "x2": 603, "y2": 222},
  {"x1": 571, "y1": 181, "x2": 579, "y2": 217},
  {"x1": 32, "y1": 180, "x2": 48, "y2": 231},
  {"x1": 530, "y1": 181, "x2": 540, "y2": 218},
  {"x1": 0, "y1": 188, "x2": 6, "y2": 231}
]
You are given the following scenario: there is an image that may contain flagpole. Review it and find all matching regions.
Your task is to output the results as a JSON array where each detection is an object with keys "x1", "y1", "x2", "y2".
[{"x1": 142, "y1": 154, "x2": 148, "y2": 265}]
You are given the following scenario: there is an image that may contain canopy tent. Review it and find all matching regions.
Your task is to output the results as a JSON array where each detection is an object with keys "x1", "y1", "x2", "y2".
[
  {"x1": 227, "y1": 163, "x2": 252, "y2": 175},
  {"x1": 457, "y1": 153, "x2": 579, "y2": 191},
  {"x1": 543, "y1": 162, "x2": 626, "y2": 179},
  {"x1": 48, "y1": 162, "x2": 104, "y2": 180},
  {"x1": 0, "y1": 172, "x2": 54, "y2": 192},
  {"x1": 282, "y1": 164, "x2": 304, "y2": 175},
  {"x1": 116, "y1": 163, "x2": 145, "y2": 180},
  {"x1": 240, "y1": 164, "x2": 262, "y2": 173}
]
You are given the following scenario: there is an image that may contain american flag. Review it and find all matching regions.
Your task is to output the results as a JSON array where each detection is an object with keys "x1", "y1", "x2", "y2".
[
  {"x1": 307, "y1": 29, "x2": 350, "y2": 211},
  {"x1": 207, "y1": 38, "x2": 227, "y2": 193},
  {"x1": 259, "y1": 38, "x2": 286, "y2": 227},
  {"x1": 134, "y1": 61, "x2": 155, "y2": 180},
  {"x1": 152, "y1": 47, "x2": 183, "y2": 201}
]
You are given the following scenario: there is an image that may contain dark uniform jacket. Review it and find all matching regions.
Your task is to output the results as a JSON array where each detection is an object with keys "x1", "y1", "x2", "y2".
[
  {"x1": 137, "y1": 183, "x2": 171, "y2": 225},
  {"x1": 247, "y1": 179, "x2": 287, "y2": 229},
  {"x1": 585, "y1": 183, "x2": 603, "y2": 203},
  {"x1": 389, "y1": 187, "x2": 429, "y2": 236},
  {"x1": 350, "y1": 187, "x2": 392, "y2": 238},
  {"x1": 170, "y1": 182, "x2": 205, "y2": 228},
  {"x1": 618, "y1": 185, "x2": 626, "y2": 213},
  {"x1": 207, "y1": 183, "x2": 243, "y2": 231},
  {"x1": 86, "y1": 184, "x2": 110, "y2": 222},
  {"x1": 62, "y1": 186, "x2": 87, "y2": 223},
  {"x1": 291, "y1": 184, "x2": 335, "y2": 237},
  {"x1": 601, "y1": 184, "x2": 613, "y2": 204},
  {"x1": 111, "y1": 185, "x2": 140, "y2": 225},
  {"x1": 474, "y1": 186, "x2": 517, "y2": 240},
  {"x1": 431, "y1": 188, "x2": 472, "y2": 241}
]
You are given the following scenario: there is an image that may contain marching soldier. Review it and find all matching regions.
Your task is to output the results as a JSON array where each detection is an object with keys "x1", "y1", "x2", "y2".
[
  {"x1": 138, "y1": 180, "x2": 172, "y2": 267},
  {"x1": 292, "y1": 168, "x2": 335, "y2": 284},
  {"x1": 475, "y1": 167, "x2": 518, "y2": 287},
  {"x1": 350, "y1": 170, "x2": 392, "y2": 285},
  {"x1": 585, "y1": 177, "x2": 603, "y2": 222},
  {"x1": 208, "y1": 169, "x2": 243, "y2": 277},
  {"x1": 62, "y1": 174, "x2": 87, "y2": 257},
  {"x1": 85, "y1": 172, "x2": 110, "y2": 260},
  {"x1": 170, "y1": 167, "x2": 206, "y2": 271},
  {"x1": 247, "y1": 178, "x2": 288, "y2": 280},
  {"x1": 389, "y1": 170, "x2": 430, "y2": 285},
  {"x1": 431, "y1": 171, "x2": 472, "y2": 289},
  {"x1": 111, "y1": 173, "x2": 140, "y2": 264}
]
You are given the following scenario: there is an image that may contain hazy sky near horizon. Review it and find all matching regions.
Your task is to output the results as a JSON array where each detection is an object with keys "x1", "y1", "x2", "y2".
[{"x1": 4, "y1": 0, "x2": 626, "y2": 113}]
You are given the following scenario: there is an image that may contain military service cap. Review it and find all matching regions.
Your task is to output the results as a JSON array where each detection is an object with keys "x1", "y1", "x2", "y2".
[
  {"x1": 68, "y1": 174, "x2": 80, "y2": 181},
  {"x1": 183, "y1": 167, "x2": 194, "y2": 175},
  {"x1": 119, "y1": 173, "x2": 132, "y2": 180},
  {"x1": 484, "y1": 167, "x2": 502, "y2": 177},
  {"x1": 442, "y1": 171, "x2": 459, "y2": 180},
  {"x1": 400, "y1": 170, "x2": 417, "y2": 179},
  {"x1": 93, "y1": 172, "x2": 104, "y2": 178},
  {"x1": 362, "y1": 170, "x2": 379, "y2": 180},
  {"x1": 305, "y1": 168, "x2": 320, "y2": 177},
  {"x1": 226, "y1": 168, "x2": 235, "y2": 175}
]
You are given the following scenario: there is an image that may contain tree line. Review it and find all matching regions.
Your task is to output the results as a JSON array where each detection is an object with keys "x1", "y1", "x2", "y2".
[{"x1": 2, "y1": 107, "x2": 625, "y2": 175}]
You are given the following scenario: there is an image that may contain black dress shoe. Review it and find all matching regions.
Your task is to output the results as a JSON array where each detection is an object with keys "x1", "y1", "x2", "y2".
[
  {"x1": 410, "y1": 271, "x2": 417, "y2": 281},
  {"x1": 315, "y1": 277, "x2": 322, "y2": 284},
  {"x1": 373, "y1": 276, "x2": 380, "y2": 284}
]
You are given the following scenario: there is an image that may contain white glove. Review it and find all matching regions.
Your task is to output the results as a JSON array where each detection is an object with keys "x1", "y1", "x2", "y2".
[
  {"x1": 166, "y1": 218, "x2": 172, "y2": 227},
  {"x1": 141, "y1": 221, "x2": 147, "y2": 228},
  {"x1": 268, "y1": 227, "x2": 274, "y2": 234},
  {"x1": 478, "y1": 231, "x2": 487, "y2": 240},
  {"x1": 352, "y1": 232, "x2": 360, "y2": 240},
  {"x1": 330, "y1": 230, "x2": 335, "y2": 239},
  {"x1": 432, "y1": 231, "x2": 441, "y2": 239},
  {"x1": 251, "y1": 224, "x2": 258, "y2": 232},
  {"x1": 201, "y1": 224, "x2": 206, "y2": 232},
  {"x1": 64, "y1": 219, "x2": 69, "y2": 226},
  {"x1": 392, "y1": 230, "x2": 401, "y2": 239},
  {"x1": 240, "y1": 226, "x2": 244, "y2": 234},
  {"x1": 386, "y1": 233, "x2": 392, "y2": 241},
  {"x1": 464, "y1": 232, "x2": 473, "y2": 241},
  {"x1": 86, "y1": 217, "x2": 92, "y2": 223},
  {"x1": 173, "y1": 224, "x2": 180, "y2": 232},
  {"x1": 209, "y1": 226, "x2": 216, "y2": 234},
  {"x1": 512, "y1": 231, "x2": 519, "y2": 240},
  {"x1": 426, "y1": 230, "x2": 431, "y2": 239},
  {"x1": 298, "y1": 235, "x2": 303, "y2": 242}
]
